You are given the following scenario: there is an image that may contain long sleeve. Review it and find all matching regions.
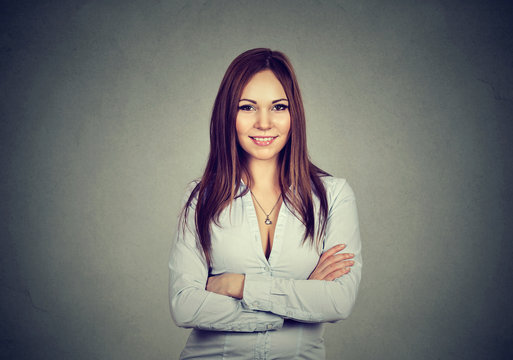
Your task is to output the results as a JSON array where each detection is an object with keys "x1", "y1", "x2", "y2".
[
  {"x1": 168, "y1": 185, "x2": 284, "y2": 332},
  {"x1": 241, "y1": 178, "x2": 362, "y2": 323}
]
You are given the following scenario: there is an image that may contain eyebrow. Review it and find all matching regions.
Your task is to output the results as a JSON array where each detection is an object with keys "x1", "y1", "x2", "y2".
[{"x1": 239, "y1": 98, "x2": 289, "y2": 104}]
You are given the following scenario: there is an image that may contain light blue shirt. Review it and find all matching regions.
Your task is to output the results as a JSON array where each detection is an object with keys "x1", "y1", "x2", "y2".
[{"x1": 169, "y1": 176, "x2": 362, "y2": 359}]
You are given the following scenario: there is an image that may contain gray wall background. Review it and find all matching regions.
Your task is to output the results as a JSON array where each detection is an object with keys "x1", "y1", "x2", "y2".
[{"x1": 2, "y1": 0, "x2": 512, "y2": 359}]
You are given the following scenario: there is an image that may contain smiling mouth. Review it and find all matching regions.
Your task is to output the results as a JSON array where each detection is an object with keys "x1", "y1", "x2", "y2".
[{"x1": 249, "y1": 136, "x2": 278, "y2": 146}]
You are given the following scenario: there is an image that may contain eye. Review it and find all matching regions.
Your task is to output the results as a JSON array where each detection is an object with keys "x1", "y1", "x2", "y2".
[
  {"x1": 238, "y1": 104, "x2": 255, "y2": 112},
  {"x1": 272, "y1": 104, "x2": 289, "y2": 111},
  {"x1": 272, "y1": 103, "x2": 288, "y2": 111}
]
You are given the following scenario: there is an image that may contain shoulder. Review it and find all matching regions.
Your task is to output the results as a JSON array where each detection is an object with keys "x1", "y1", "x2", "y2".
[{"x1": 319, "y1": 176, "x2": 356, "y2": 206}]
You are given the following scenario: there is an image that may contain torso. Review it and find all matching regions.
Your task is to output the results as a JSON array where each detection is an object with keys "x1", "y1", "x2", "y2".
[{"x1": 179, "y1": 177, "x2": 353, "y2": 359}]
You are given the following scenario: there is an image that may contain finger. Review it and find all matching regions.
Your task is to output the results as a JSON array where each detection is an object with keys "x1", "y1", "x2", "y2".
[
  {"x1": 326, "y1": 253, "x2": 354, "y2": 264},
  {"x1": 337, "y1": 259, "x2": 355, "y2": 267},
  {"x1": 323, "y1": 260, "x2": 354, "y2": 274},
  {"x1": 316, "y1": 253, "x2": 354, "y2": 274},
  {"x1": 319, "y1": 244, "x2": 345, "y2": 262},
  {"x1": 308, "y1": 245, "x2": 350, "y2": 280},
  {"x1": 324, "y1": 267, "x2": 351, "y2": 281},
  {"x1": 337, "y1": 252, "x2": 355, "y2": 260},
  {"x1": 324, "y1": 270, "x2": 344, "y2": 281},
  {"x1": 325, "y1": 265, "x2": 352, "y2": 281},
  {"x1": 317, "y1": 260, "x2": 354, "y2": 279},
  {"x1": 317, "y1": 244, "x2": 346, "y2": 265}
]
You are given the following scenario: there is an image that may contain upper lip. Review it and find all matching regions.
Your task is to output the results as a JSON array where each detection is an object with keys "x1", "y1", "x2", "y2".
[{"x1": 249, "y1": 135, "x2": 278, "y2": 138}]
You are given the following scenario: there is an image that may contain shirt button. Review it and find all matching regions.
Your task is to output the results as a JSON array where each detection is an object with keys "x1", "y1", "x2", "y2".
[{"x1": 264, "y1": 266, "x2": 270, "y2": 272}]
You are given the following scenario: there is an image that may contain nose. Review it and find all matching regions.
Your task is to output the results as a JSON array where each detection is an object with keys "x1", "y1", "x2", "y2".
[{"x1": 255, "y1": 110, "x2": 272, "y2": 130}]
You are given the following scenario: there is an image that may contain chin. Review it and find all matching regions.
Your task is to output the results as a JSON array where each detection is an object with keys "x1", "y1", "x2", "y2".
[
  {"x1": 241, "y1": 146, "x2": 284, "y2": 162},
  {"x1": 245, "y1": 151, "x2": 278, "y2": 161}
]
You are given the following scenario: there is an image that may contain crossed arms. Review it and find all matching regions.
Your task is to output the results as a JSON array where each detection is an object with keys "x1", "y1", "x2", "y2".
[{"x1": 169, "y1": 179, "x2": 362, "y2": 332}]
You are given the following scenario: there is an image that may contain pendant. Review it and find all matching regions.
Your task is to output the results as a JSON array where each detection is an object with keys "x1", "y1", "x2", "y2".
[{"x1": 265, "y1": 218, "x2": 272, "y2": 225}]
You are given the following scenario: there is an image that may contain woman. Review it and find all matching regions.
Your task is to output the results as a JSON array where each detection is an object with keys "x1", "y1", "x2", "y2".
[{"x1": 169, "y1": 48, "x2": 362, "y2": 359}]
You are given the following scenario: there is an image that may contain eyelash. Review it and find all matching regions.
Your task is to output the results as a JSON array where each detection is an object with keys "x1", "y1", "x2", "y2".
[
  {"x1": 238, "y1": 105, "x2": 255, "y2": 111},
  {"x1": 272, "y1": 104, "x2": 288, "y2": 111},
  {"x1": 238, "y1": 104, "x2": 289, "y2": 111}
]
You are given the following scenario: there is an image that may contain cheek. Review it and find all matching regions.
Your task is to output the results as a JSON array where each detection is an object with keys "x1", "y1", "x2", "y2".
[
  {"x1": 280, "y1": 115, "x2": 291, "y2": 135},
  {"x1": 235, "y1": 123, "x2": 244, "y2": 141},
  {"x1": 235, "y1": 117, "x2": 249, "y2": 136}
]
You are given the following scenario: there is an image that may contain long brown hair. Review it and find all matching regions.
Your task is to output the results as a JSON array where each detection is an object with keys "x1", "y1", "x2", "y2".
[{"x1": 181, "y1": 48, "x2": 330, "y2": 266}]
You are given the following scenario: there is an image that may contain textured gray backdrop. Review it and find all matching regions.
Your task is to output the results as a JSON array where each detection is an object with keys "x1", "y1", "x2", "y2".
[{"x1": 2, "y1": 0, "x2": 512, "y2": 359}]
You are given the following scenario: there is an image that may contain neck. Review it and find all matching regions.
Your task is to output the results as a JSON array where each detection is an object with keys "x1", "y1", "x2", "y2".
[{"x1": 244, "y1": 158, "x2": 281, "y2": 193}]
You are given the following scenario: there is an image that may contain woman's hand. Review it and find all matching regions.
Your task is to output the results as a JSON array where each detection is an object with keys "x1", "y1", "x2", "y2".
[
  {"x1": 308, "y1": 244, "x2": 355, "y2": 281},
  {"x1": 206, "y1": 273, "x2": 245, "y2": 299}
]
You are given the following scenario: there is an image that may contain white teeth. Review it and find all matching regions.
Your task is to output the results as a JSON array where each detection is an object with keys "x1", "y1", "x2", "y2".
[{"x1": 252, "y1": 137, "x2": 275, "y2": 141}]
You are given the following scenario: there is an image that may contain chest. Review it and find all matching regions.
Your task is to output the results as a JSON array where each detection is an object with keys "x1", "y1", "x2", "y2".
[{"x1": 209, "y1": 197, "x2": 320, "y2": 280}]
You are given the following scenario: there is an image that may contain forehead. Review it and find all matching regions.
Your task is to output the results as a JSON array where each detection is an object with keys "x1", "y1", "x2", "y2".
[{"x1": 240, "y1": 70, "x2": 287, "y2": 99}]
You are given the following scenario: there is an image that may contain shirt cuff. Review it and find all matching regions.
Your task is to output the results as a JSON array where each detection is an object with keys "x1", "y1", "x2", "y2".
[{"x1": 242, "y1": 273, "x2": 273, "y2": 311}]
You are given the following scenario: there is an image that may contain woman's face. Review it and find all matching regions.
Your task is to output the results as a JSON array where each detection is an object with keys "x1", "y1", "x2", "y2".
[{"x1": 236, "y1": 69, "x2": 291, "y2": 163}]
